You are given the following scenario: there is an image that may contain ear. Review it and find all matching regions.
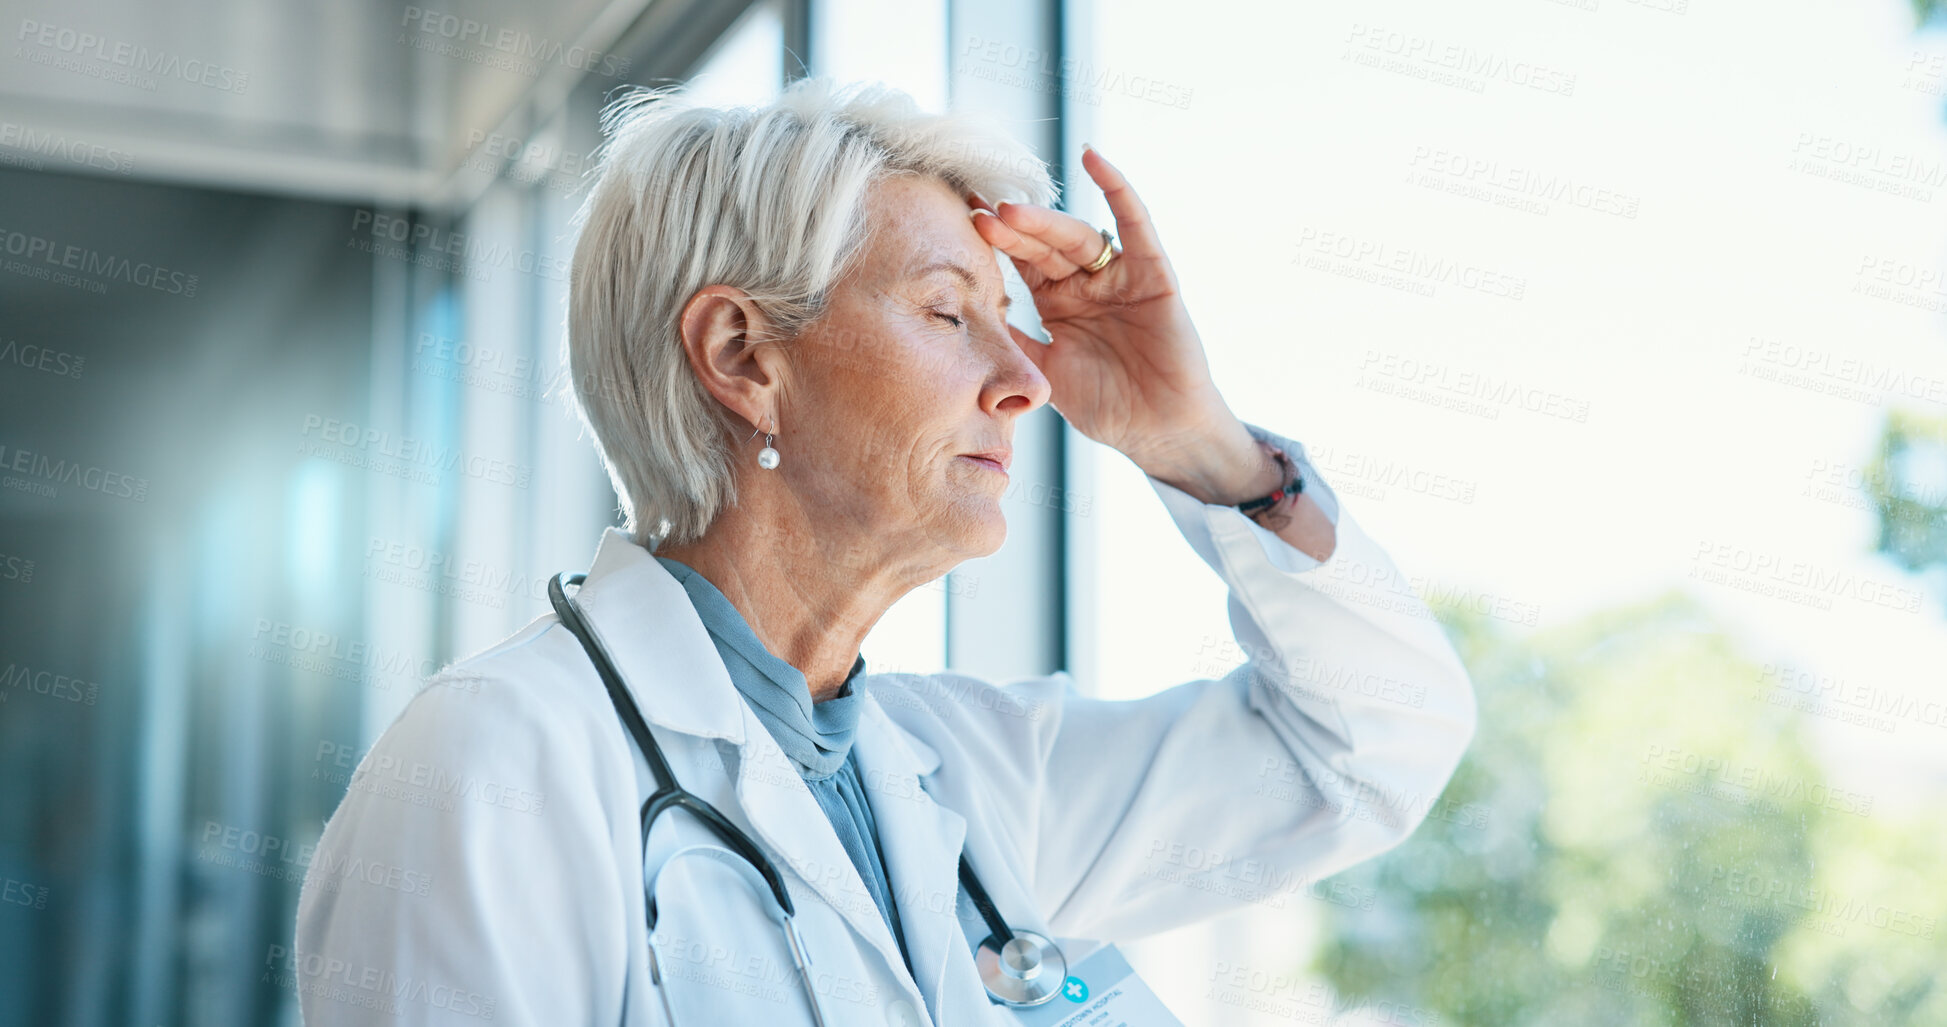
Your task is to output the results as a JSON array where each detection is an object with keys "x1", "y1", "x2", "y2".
[{"x1": 677, "y1": 285, "x2": 784, "y2": 433}]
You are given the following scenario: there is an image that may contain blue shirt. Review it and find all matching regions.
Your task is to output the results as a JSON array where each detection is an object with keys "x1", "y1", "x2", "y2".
[{"x1": 654, "y1": 556, "x2": 912, "y2": 972}]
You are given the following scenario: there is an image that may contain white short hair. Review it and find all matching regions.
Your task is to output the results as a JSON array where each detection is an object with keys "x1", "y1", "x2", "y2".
[{"x1": 566, "y1": 76, "x2": 1056, "y2": 549}]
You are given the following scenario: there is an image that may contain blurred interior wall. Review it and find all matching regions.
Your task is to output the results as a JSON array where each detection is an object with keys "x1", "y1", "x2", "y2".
[{"x1": 0, "y1": 165, "x2": 379, "y2": 1024}]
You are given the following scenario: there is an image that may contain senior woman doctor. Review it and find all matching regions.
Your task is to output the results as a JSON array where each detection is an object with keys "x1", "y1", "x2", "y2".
[{"x1": 295, "y1": 78, "x2": 1475, "y2": 1026}]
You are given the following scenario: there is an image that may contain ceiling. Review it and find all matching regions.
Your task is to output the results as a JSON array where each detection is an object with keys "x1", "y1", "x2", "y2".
[{"x1": 0, "y1": 0, "x2": 661, "y2": 208}]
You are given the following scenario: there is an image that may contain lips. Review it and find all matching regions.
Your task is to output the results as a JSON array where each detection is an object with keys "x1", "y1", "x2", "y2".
[{"x1": 962, "y1": 449, "x2": 1011, "y2": 473}]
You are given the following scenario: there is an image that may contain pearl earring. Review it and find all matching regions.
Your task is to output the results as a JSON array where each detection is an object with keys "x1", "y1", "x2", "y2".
[{"x1": 748, "y1": 418, "x2": 780, "y2": 470}]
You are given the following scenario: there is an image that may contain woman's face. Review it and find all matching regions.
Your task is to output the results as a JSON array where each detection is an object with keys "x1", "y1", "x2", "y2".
[{"x1": 777, "y1": 174, "x2": 1051, "y2": 569}]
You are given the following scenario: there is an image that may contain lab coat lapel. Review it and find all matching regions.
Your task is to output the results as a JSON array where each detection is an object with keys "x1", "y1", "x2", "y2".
[
  {"x1": 578, "y1": 531, "x2": 881, "y2": 940},
  {"x1": 852, "y1": 694, "x2": 968, "y2": 1013},
  {"x1": 571, "y1": 529, "x2": 932, "y2": 1006},
  {"x1": 566, "y1": 528, "x2": 748, "y2": 745},
  {"x1": 731, "y1": 711, "x2": 931, "y2": 1002}
]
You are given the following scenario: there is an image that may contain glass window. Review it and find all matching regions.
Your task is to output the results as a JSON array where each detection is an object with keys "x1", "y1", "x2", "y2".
[
  {"x1": 685, "y1": 0, "x2": 785, "y2": 106},
  {"x1": 814, "y1": 0, "x2": 948, "y2": 110},
  {"x1": 1072, "y1": 2, "x2": 1947, "y2": 1023}
]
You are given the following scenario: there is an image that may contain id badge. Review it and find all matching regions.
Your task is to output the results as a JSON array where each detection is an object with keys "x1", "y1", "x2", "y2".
[{"x1": 1001, "y1": 945, "x2": 1184, "y2": 1027}]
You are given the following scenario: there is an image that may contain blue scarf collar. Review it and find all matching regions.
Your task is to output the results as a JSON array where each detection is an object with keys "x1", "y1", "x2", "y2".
[{"x1": 654, "y1": 556, "x2": 865, "y2": 780}]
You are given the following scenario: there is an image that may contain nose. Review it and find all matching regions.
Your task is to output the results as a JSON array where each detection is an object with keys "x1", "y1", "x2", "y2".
[{"x1": 980, "y1": 322, "x2": 1051, "y2": 419}]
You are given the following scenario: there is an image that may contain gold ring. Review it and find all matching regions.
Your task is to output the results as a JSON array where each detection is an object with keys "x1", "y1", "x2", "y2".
[{"x1": 1082, "y1": 228, "x2": 1117, "y2": 273}]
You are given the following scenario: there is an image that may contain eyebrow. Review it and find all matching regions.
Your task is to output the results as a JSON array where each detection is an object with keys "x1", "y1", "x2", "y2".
[{"x1": 911, "y1": 259, "x2": 1011, "y2": 310}]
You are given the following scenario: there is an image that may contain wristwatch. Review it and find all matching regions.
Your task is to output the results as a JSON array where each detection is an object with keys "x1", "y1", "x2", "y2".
[{"x1": 1235, "y1": 438, "x2": 1302, "y2": 519}]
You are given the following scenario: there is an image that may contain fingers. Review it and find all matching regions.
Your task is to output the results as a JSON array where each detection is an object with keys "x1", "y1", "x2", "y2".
[
  {"x1": 1078, "y1": 145, "x2": 1159, "y2": 261},
  {"x1": 966, "y1": 145, "x2": 1153, "y2": 284},
  {"x1": 971, "y1": 207, "x2": 1081, "y2": 282},
  {"x1": 984, "y1": 201, "x2": 1107, "y2": 274}
]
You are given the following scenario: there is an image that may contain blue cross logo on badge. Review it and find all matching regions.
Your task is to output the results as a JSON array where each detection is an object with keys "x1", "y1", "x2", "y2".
[{"x1": 1063, "y1": 976, "x2": 1089, "y2": 1003}]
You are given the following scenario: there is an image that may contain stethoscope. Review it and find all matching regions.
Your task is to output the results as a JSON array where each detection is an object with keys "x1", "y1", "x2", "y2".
[{"x1": 549, "y1": 572, "x2": 1069, "y2": 1024}]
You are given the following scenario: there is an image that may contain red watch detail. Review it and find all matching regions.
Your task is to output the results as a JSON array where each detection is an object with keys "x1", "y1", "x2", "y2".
[{"x1": 1235, "y1": 440, "x2": 1302, "y2": 517}]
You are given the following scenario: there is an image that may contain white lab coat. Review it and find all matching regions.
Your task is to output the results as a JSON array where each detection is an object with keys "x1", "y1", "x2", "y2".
[{"x1": 293, "y1": 424, "x2": 1476, "y2": 1027}]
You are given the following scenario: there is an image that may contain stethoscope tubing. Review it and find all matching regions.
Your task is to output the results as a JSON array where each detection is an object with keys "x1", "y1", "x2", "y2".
[
  {"x1": 550, "y1": 572, "x2": 798, "y2": 919},
  {"x1": 547, "y1": 571, "x2": 1060, "y2": 1013}
]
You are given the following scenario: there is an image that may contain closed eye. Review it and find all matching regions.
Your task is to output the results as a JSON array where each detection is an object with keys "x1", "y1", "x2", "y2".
[{"x1": 932, "y1": 311, "x2": 965, "y2": 329}]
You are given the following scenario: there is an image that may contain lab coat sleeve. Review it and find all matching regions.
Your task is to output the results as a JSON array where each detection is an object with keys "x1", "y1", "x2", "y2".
[
  {"x1": 1024, "y1": 422, "x2": 1478, "y2": 940},
  {"x1": 293, "y1": 649, "x2": 631, "y2": 1026}
]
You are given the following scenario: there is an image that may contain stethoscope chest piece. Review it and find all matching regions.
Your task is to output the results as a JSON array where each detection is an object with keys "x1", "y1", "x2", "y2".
[{"x1": 974, "y1": 929, "x2": 1067, "y2": 1007}]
